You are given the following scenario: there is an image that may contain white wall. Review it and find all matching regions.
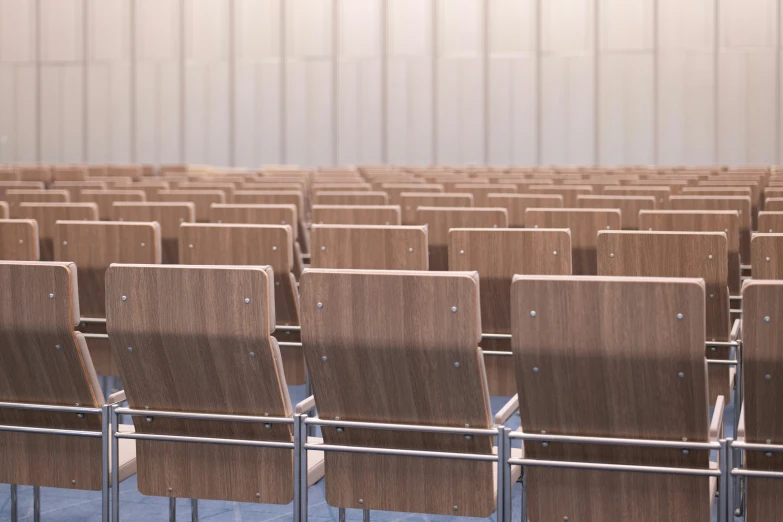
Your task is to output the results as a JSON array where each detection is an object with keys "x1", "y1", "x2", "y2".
[{"x1": 0, "y1": 0, "x2": 781, "y2": 167}]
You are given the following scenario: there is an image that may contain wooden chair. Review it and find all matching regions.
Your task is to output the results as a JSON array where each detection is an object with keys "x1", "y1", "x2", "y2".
[
  {"x1": 178, "y1": 223, "x2": 305, "y2": 384},
  {"x1": 114, "y1": 181, "x2": 171, "y2": 201},
  {"x1": 0, "y1": 168, "x2": 19, "y2": 182},
  {"x1": 414, "y1": 207, "x2": 509, "y2": 271},
  {"x1": 526, "y1": 185, "x2": 593, "y2": 207},
  {"x1": 448, "y1": 228, "x2": 572, "y2": 396},
  {"x1": 639, "y1": 210, "x2": 741, "y2": 295},
  {"x1": 312, "y1": 205, "x2": 401, "y2": 226},
  {"x1": 603, "y1": 185, "x2": 672, "y2": 207},
  {"x1": 177, "y1": 182, "x2": 237, "y2": 202},
  {"x1": 382, "y1": 183, "x2": 444, "y2": 206},
  {"x1": 112, "y1": 202, "x2": 195, "y2": 264},
  {"x1": 106, "y1": 165, "x2": 143, "y2": 181},
  {"x1": 596, "y1": 230, "x2": 732, "y2": 404},
  {"x1": 0, "y1": 219, "x2": 39, "y2": 260},
  {"x1": 577, "y1": 195, "x2": 657, "y2": 230},
  {"x1": 5, "y1": 189, "x2": 70, "y2": 210},
  {"x1": 14, "y1": 203, "x2": 99, "y2": 261},
  {"x1": 51, "y1": 181, "x2": 108, "y2": 201},
  {"x1": 670, "y1": 196, "x2": 752, "y2": 264},
  {"x1": 0, "y1": 181, "x2": 46, "y2": 199},
  {"x1": 524, "y1": 208, "x2": 621, "y2": 275},
  {"x1": 156, "y1": 189, "x2": 226, "y2": 223},
  {"x1": 453, "y1": 184, "x2": 517, "y2": 206},
  {"x1": 51, "y1": 165, "x2": 88, "y2": 182},
  {"x1": 232, "y1": 191, "x2": 308, "y2": 251},
  {"x1": 509, "y1": 275, "x2": 721, "y2": 522},
  {"x1": 750, "y1": 234, "x2": 783, "y2": 279},
  {"x1": 399, "y1": 193, "x2": 473, "y2": 225},
  {"x1": 765, "y1": 197, "x2": 783, "y2": 212},
  {"x1": 0, "y1": 261, "x2": 136, "y2": 515},
  {"x1": 18, "y1": 165, "x2": 52, "y2": 183},
  {"x1": 310, "y1": 224, "x2": 428, "y2": 270},
  {"x1": 104, "y1": 264, "x2": 323, "y2": 512},
  {"x1": 313, "y1": 191, "x2": 389, "y2": 206},
  {"x1": 758, "y1": 211, "x2": 783, "y2": 234},
  {"x1": 80, "y1": 190, "x2": 146, "y2": 220},
  {"x1": 300, "y1": 269, "x2": 521, "y2": 517},
  {"x1": 485, "y1": 194, "x2": 563, "y2": 228}
]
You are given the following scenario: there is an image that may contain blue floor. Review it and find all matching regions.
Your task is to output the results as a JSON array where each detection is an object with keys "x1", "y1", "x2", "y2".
[{"x1": 0, "y1": 389, "x2": 735, "y2": 522}]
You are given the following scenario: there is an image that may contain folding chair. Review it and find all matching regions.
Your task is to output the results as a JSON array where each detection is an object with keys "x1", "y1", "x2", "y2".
[
  {"x1": 232, "y1": 191, "x2": 309, "y2": 251},
  {"x1": 51, "y1": 166, "x2": 88, "y2": 182},
  {"x1": 603, "y1": 185, "x2": 671, "y2": 207},
  {"x1": 577, "y1": 195, "x2": 657, "y2": 230},
  {"x1": 525, "y1": 208, "x2": 621, "y2": 275},
  {"x1": 448, "y1": 228, "x2": 572, "y2": 396},
  {"x1": 399, "y1": 193, "x2": 473, "y2": 225},
  {"x1": 758, "y1": 211, "x2": 783, "y2": 234},
  {"x1": 750, "y1": 234, "x2": 783, "y2": 280},
  {"x1": 13, "y1": 203, "x2": 99, "y2": 261},
  {"x1": 80, "y1": 190, "x2": 146, "y2": 220},
  {"x1": 526, "y1": 185, "x2": 593, "y2": 207},
  {"x1": 639, "y1": 210, "x2": 742, "y2": 295},
  {"x1": 765, "y1": 197, "x2": 783, "y2": 212},
  {"x1": 299, "y1": 269, "x2": 522, "y2": 518},
  {"x1": 0, "y1": 181, "x2": 45, "y2": 200},
  {"x1": 0, "y1": 219, "x2": 39, "y2": 260},
  {"x1": 381, "y1": 183, "x2": 444, "y2": 205},
  {"x1": 18, "y1": 165, "x2": 52, "y2": 183},
  {"x1": 415, "y1": 207, "x2": 508, "y2": 271},
  {"x1": 312, "y1": 205, "x2": 401, "y2": 226},
  {"x1": 177, "y1": 182, "x2": 237, "y2": 202},
  {"x1": 310, "y1": 224, "x2": 428, "y2": 270},
  {"x1": 313, "y1": 191, "x2": 389, "y2": 206},
  {"x1": 453, "y1": 184, "x2": 517, "y2": 206},
  {"x1": 0, "y1": 168, "x2": 19, "y2": 182},
  {"x1": 113, "y1": 181, "x2": 171, "y2": 201},
  {"x1": 112, "y1": 202, "x2": 195, "y2": 264},
  {"x1": 486, "y1": 194, "x2": 563, "y2": 228},
  {"x1": 178, "y1": 223, "x2": 305, "y2": 384},
  {"x1": 596, "y1": 231, "x2": 733, "y2": 404},
  {"x1": 5, "y1": 189, "x2": 70, "y2": 210},
  {"x1": 51, "y1": 181, "x2": 108, "y2": 201},
  {"x1": 0, "y1": 261, "x2": 136, "y2": 522},
  {"x1": 156, "y1": 190, "x2": 226, "y2": 222},
  {"x1": 504, "y1": 275, "x2": 724, "y2": 522},
  {"x1": 104, "y1": 264, "x2": 323, "y2": 520}
]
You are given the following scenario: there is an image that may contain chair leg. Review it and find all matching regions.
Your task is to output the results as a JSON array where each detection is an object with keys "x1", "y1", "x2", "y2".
[
  {"x1": 191, "y1": 499, "x2": 198, "y2": 521},
  {"x1": 363, "y1": 509, "x2": 370, "y2": 522},
  {"x1": 33, "y1": 486, "x2": 40, "y2": 522},
  {"x1": 520, "y1": 475, "x2": 528, "y2": 522},
  {"x1": 338, "y1": 507, "x2": 345, "y2": 522},
  {"x1": 169, "y1": 497, "x2": 176, "y2": 522},
  {"x1": 10, "y1": 484, "x2": 17, "y2": 522}
]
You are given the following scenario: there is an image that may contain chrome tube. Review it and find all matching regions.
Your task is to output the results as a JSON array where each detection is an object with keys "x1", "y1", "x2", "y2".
[
  {"x1": 509, "y1": 431, "x2": 719, "y2": 450},
  {"x1": 115, "y1": 432, "x2": 295, "y2": 449},
  {"x1": 117, "y1": 407, "x2": 293, "y2": 424},
  {"x1": 304, "y1": 442, "x2": 498, "y2": 462},
  {"x1": 102, "y1": 404, "x2": 110, "y2": 522},
  {"x1": 307, "y1": 417, "x2": 496, "y2": 436},
  {"x1": 508, "y1": 458, "x2": 720, "y2": 477},
  {"x1": 111, "y1": 405, "x2": 120, "y2": 522}
]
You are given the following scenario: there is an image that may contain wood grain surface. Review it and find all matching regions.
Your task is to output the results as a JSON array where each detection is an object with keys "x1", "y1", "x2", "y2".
[
  {"x1": 310, "y1": 225, "x2": 428, "y2": 270},
  {"x1": 112, "y1": 202, "x2": 195, "y2": 264},
  {"x1": 0, "y1": 219, "x2": 39, "y2": 260},
  {"x1": 312, "y1": 205, "x2": 401, "y2": 226}
]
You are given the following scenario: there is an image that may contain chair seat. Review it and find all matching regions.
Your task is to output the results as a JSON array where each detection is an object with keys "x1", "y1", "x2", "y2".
[
  {"x1": 111, "y1": 424, "x2": 137, "y2": 485},
  {"x1": 307, "y1": 436, "x2": 325, "y2": 486}
]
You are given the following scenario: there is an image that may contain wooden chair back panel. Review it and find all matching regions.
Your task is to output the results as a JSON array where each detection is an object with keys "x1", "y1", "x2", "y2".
[
  {"x1": 399, "y1": 193, "x2": 473, "y2": 225},
  {"x1": 18, "y1": 166, "x2": 52, "y2": 183},
  {"x1": 0, "y1": 169, "x2": 19, "y2": 182},
  {"x1": 105, "y1": 264, "x2": 294, "y2": 503},
  {"x1": 0, "y1": 181, "x2": 46, "y2": 199},
  {"x1": 51, "y1": 167, "x2": 88, "y2": 182},
  {"x1": 156, "y1": 190, "x2": 226, "y2": 222},
  {"x1": 0, "y1": 219, "x2": 39, "y2": 260},
  {"x1": 382, "y1": 184, "x2": 444, "y2": 206},
  {"x1": 452, "y1": 183, "x2": 517, "y2": 206},
  {"x1": 79, "y1": 190, "x2": 146, "y2": 220},
  {"x1": 54, "y1": 222, "x2": 162, "y2": 317},
  {"x1": 310, "y1": 225, "x2": 428, "y2": 270},
  {"x1": 766, "y1": 197, "x2": 783, "y2": 211},
  {"x1": 231, "y1": 191, "x2": 307, "y2": 249},
  {"x1": 300, "y1": 269, "x2": 496, "y2": 517},
  {"x1": 415, "y1": 207, "x2": 508, "y2": 271},
  {"x1": 524, "y1": 208, "x2": 621, "y2": 275},
  {"x1": 0, "y1": 261, "x2": 104, "y2": 489},
  {"x1": 510, "y1": 275, "x2": 710, "y2": 522},
  {"x1": 177, "y1": 182, "x2": 236, "y2": 202},
  {"x1": 759, "y1": 211, "x2": 783, "y2": 233},
  {"x1": 750, "y1": 234, "x2": 783, "y2": 279},
  {"x1": 577, "y1": 195, "x2": 657, "y2": 230},
  {"x1": 210, "y1": 204, "x2": 298, "y2": 240},
  {"x1": 526, "y1": 185, "x2": 593, "y2": 207},
  {"x1": 486, "y1": 194, "x2": 563, "y2": 227},
  {"x1": 114, "y1": 182, "x2": 170, "y2": 201},
  {"x1": 51, "y1": 181, "x2": 107, "y2": 201},
  {"x1": 112, "y1": 202, "x2": 195, "y2": 264},
  {"x1": 0, "y1": 201, "x2": 7, "y2": 218},
  {"x1": 313, "y1": 191, "x2": 389, "y2": 206},
  {"x1": 669, "y1": 196, "x2": 752, "y2": 262},
  {"x1": 14, "y1": 203, "x2": 98, "y2": 261},
  {"x1": 603, "y1": 186, "x2": 671, "y2": 207},
  {"x1": 312, "y1": 205, "x2": 401, "y2": 226},
  {"x1": 5, "y1": 190, "x2": 70, "y2": 211},
  {"x1": 638, "y1": 210, "x2": 741, "y2": 295}
]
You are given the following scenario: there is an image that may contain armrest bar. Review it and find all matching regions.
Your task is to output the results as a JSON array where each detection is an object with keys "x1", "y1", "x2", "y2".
[
  {"x1": 107, "y1": 389, "x2": 126, "y2": 405},
  {"x1": 494, "y1": 394, "x2": 519, "y2": 425},
  {"x1": 710, "y1": 395, "x2": 725, "y2": 442},
  {"x1": 295, "y1": 395, "x2": 316, "y2": 414}
]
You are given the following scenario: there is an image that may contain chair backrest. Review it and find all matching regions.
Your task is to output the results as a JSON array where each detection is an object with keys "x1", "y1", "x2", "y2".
[
  {"x1": 210, "y1": 203, "x2": 298, "y2": 239},
  {"x1": 399, "y1": 192, "x2": 473, "y2": 225},
  {"x1": 511, "y1": 275, "x2": 710, "y2": 522},
  {"x1": 765, "y1": 197, "x2": 783, "y2": 211},
  {"x1": 105, "y1": 263, "x2": 293, "y2": 502},
  {"x1": 310, "y1": 224, "x2": 428, "y2": 270},
  {"x1": 112, "y1": 202, "x2": 195, "y2": 264},
  {"x1": 0, "y1": 261, "x2": 104, "y2": 489},
  {"x1": 524, "y1": 208, "x2": 621, "y2": 275},
  {"x1": 312, "y1": 204, "x2": 401, "y2": 226},
  {"x1": 80, "y1": 190, "x2": 146, "y2": 219},
  {"x1": 155, "y1": 189, "x2": 225, "y2": 222},
  {"x1": 758, "y1": 211, "x2": 783, "y2": 233},
  {"x1": 5, "y1": 189, "x2": 70, "y2": 210},
  {"x1": 18, "y1": 165, "x2": 52, "y2": 183},
  {"x1": 415, "y1": 207, "x2": 508, "y2": 271},
  {"x1": 603, "y1": 185, "x2": 671, "y2": 207},
  {"x1": 313, "y1": 191, "x2": 389, "y2": 206},
  {"x1": 526, "y1": 185, "x2": 593, "y2": 206},
  {"x1": 577, "y1": 195, "x2": 657, "y2": 230},
  {"x1": 54, "y1": 221, "x2": 162, "y2": 317},
  {"x1": 0, "y1": 219, "x2": 39, "y2": 260},
  {"x1": 452, "y1": 183, "x2": 517, "y2": 206},
  {"x1": 300, "y1": 268, "x2": 496, "y2": 517},
  {"x1": 750, "y1": 233, "x2": 783, "y2": 279},
  {"x1": 0, "y1": 181, "x2": 46, "y2": 199},
  {"x1": 638, "y1": 210, "x2": 741, "y2": 295},
  {"x1": 382, "y1": 183, "x2": 444, "y2": 205},
  {"x1": 51, "y1": 181, "x2": 107, "y2": 201},
  {"x1": 486, "y1": 194, "x2": 563, "y2": 227},
  {"x1": 670, "y1": 195, "x2": 752, "y2": 262},
  {"x1": 231, "y1": 191, "x2": 307, "y2": 244},
  {"x1": 177, "y1": 182, "x2": 236, "y2": 202},
  {"x1": 178, "y1": 223, "x2": 299, "y2": 327},
  {"x1": 114, "y1": 181, "x2": 170, "y2": 201},
  {"x1": 51, "y1": 166, "x2": 88, "y2": 182},
  {"x1": 14, "y1": 203, "x2": 98, "y2": 261}
]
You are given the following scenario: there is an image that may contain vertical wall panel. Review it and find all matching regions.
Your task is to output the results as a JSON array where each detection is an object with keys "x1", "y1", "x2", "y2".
[
  {"x1": 285, "y1": 0, "x2": 333, "y2": 167},
  {"x1": 0, "y1": 0, "x2": 38, "y2": 163},
  {"x1": 39, "y1": 0, "x2": 84, "y2": 163},
  {"x1": 234, "y1": 0, "x2": 282, "y2": 168},
  {"x1": 487, "y1": 0, "x2": 536, "y2": 166},
  {"x1": 386, "y1": 0, "x2": 433, "y2": 166},
  {"x1": 436, "y1": 0, "x2": 484, "y2": 165},
  {"x1": 337, "y1": 0, "x2": 383, "y2": 165},
  {"x1": 718, "y1": 0, "x2": 777, "y2": 165},
  {"x1": 540, "y1": 0, "x2": 596, "y2": 165},
  {"x1": 134, "y1": 0, "x2": 182, "y2": 164},
  {"x1": 87, "y1": 0, "x2": 132, "y2": 163}
]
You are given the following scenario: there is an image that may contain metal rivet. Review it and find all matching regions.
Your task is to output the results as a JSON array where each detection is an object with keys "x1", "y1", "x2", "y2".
[
  {"x1": 493, "y1": 224, "x2": 497, "y2": 228},
  {"x1": 275, "y1": 281, "x2": 280, "y2": 286},
  {"x1": 682, "y1": 449, "x2": 689, "y2": 455},
  {"x1": 121, "y1": 295, "x2": 127, "y2": 301},
  {"x1": 359, "y1": 499, "x2": 364, "y2": 505},
  {"x1": 281, "y1": 220, "x2": 286, "y2": 225},
  {"x1": 676, "y1": 313, "x2": 684, "y2": 320},
  {"x1": 189, "y1": 243, "x2": 193, "y2": 248},
  {"x1": 179, "y1": 218, "x2": 184, "y2": 223},
  {"x1": 140, "y1": 242, "x2": 145, "y2": 247},
  {"x1": 766, "y1": 374, "x2": 772, "y2": 381},
  {"x1": 408, "y1": 247, "x2": 413, "y2": 253},
  {"x1": 451, "y1": 306, "x2": 457, "y2": 313},
  {"x1": 146, "y1": 416, "x2": 153, "y2": 423},
  {"x1": 72, "y1": 480, "x2": 76, "y2": 485},
  {"x1": 49, "y1": 293, "x2": 54, "y2": 299},
  {"x1": 244, "y1": 298, "x2": 250, "y2": 304},
  {"x1": 678, "y1": 372, "x2": 685, "y2": 378},
  {"x1": 55, "y1": 345, "x2": 61, "y2": 350},
  {"x1": 709, "y1": 294, "x2": 714, "y2": 300},
  {"x1": 542, "y1": 442, "x2": 549, "y2": 447},
  {"x1": 606, "y1": 225, "x2": 611, "y2": 229},
  {"x1": 648, "y1": 227, "x2": 653, "y2": 231},
  {"x1": 77, "y1": 413, "x2": 84, "y2": 419},
  {"x1": 272, "y1": 246, "x2": 277, "y2": 251},
  {"x1": 767, "y1": 257, "x2": 771, "y2": 262},
  {"x1": 317, "y1": 302, "x2": 323, "y2": 309},
  {"x1": 459, "y1": 249, "x2": 464, "y2": 255},
  {"x1": 336, "y1": 427, "x2": 344, "y2": 432},
  {"x1": 765, "y1": 316, "x2": 771, "y2": 323},
  {"x1": 534, "y1": 225, "x2": 538, "y2": 228},
  {"x1": 766, "y1": 452, "x2": 773, "y2": 457},
  {"x1": 454, "y1": 362, "x2": 460, "y2": 368},
  {"x1": 256, "y1": 493, "x2": 261, "y2": 498},
  {"x1": 453, "y1": 506, "x2": 459, "y2": 511},
  {"x1": 708, "y1": 254, "x2": 713, "y2": 260},
  {"x1": 553, "y1": 251, "x2": 557, "y2": 256},
  {"x1": 320, "y1": 246, "x2": 326, "y2": 251},
  {"x1": 62, "y1": 241, "x2": 67, "y2": 246},
  {"x1": 533, "y1": 367, "x2": 539, "y2": 373},
  {"x1": 464, "y1": 435, "x2": 472, "y2": 440},
  {"x1": 530, "y1": 311, "x2": 536, "y2": 317},
  {"x1": 264, "y1": 423, "x2": 272, "y2": 429},
  {"x1": 321, "y1": 355, "x2": 327, "y2": 362},
  {"x1": 250, "y1": 352, "x2": 255, "y2": 357},
  {"x1": 168, "y1": 487, "x2": 173, "y2": 493},
  {"x1": 127, "y1": 347, "x2": 133, "y2": 352},
  {"x1": 609, "y1": 253, "x2": 615, "y2": 258},
  {"x1": 564, "y1": 518, "x2": 569, "y2": 522},
  {"x1": 18, "y1": 239, "x2": 23, "y2": 244}
]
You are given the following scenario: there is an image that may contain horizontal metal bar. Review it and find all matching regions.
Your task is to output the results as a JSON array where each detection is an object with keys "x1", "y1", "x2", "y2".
[
  {"x1": 0, "y1": 401, "x2": 101, "y2": 414},
  {"x1": 481, "y1": 350, "x2": 512, "y2": 357},
  {"x1": 706, "y1": 359, "x2": 739, "y2": 366},
  {"x1": 82, "y1": 333, "x2": 109, "y2": 340},
  {"x1": 278, "y1": 341, "x2": 303, "y2": 348},
  {"x1": 305, "y1": 442, "x2": 498, "y2": 462},
  {"x1": 80, "y1": 317, "x2": 106, "y2": 324},
  {"x1": 509, "y1": 432, "x2": 719, "y2": 450},
  {"x1": 730, "y1": 295, "x2": 743, "y2": 300},
  {"x1": 117, "y1": 407, "x2": 294, "y2": 424},
  {"x1": 730, "y1": 309, "x2": 742, "y2": 314},
  {"x1": 732, "y1": 441, "x2": 783, "y2": 452},
  {"x1": 306, "y1": 417, "x2": 496, "y2": 436},
  {"x1": 706, "y1": 341, "x2": 739, "y2": 348},
  {"x1": 732, "y1": 468, "x2": 783, "y2": 479},
  {"x1": 116, "y1": 431, "x2": 295, "y2": 449},
  {"x1": 0, "y1": 424, "x2": 102, "y2": 438},
  {"x1": 276, "y1": 325, "x2": 301, "y2": 332},
  {"x1": 509, "y1": 458, "x2": 720, "y2": 477},
  {"x1": 481, "y1": 333, "x2": 511, "y2": 340}
]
